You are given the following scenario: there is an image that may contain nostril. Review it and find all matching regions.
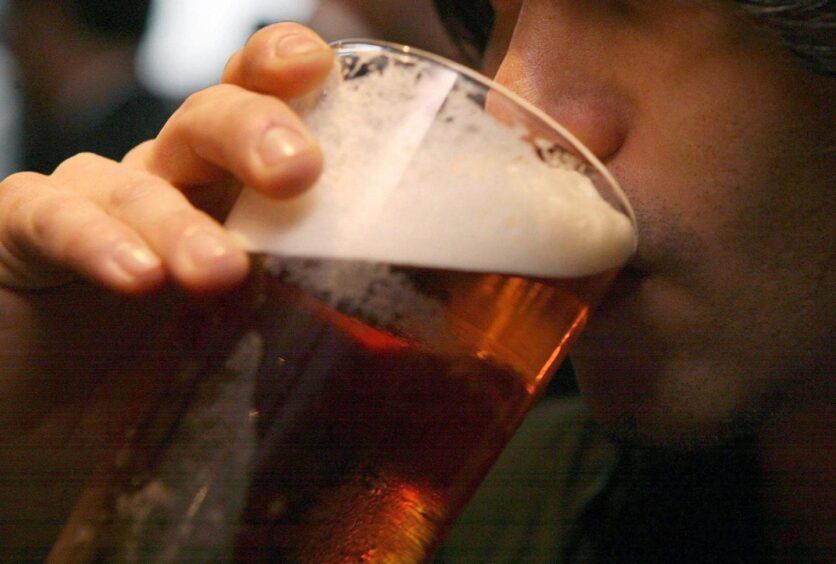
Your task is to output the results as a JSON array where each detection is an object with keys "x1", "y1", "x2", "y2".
[
  {"x1": 543, "y1": 92, "x2": 630, "y2": 163},
  {"x1": 493, "y1": 56, "x2": 630, "y2": 163}
]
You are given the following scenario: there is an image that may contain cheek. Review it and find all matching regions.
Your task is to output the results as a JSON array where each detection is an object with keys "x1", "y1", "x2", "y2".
[
  {"x1": 606, "y1": 106, "x2": 821, "y2": 371},
  {"x1": 610, "y1": 36, "x2": 830, "y2": 305}
]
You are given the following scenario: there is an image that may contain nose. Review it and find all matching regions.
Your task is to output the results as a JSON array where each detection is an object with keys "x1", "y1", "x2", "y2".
[{"x1": 490, "y1": 13, "x2": 631, "y2": 163}]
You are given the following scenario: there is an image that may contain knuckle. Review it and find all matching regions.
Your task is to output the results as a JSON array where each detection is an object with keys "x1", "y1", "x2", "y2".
[
  {"x1": 154, "y1": 207, "x2": 212, "y2": 245},
  {"x1": 180, "y1": 85, "x2": 234, "y2": 114},
  {"x1": 28, "y1": 193, "x2": 83, "y2": 243},
  {"x1": 172, "y1": 90, "x2": 211, "y2": 125},
  {"x1": 0, "y1": 172, "x2": 43, "y2": 204},
  {"x1": 61, "y1": 216, "x2": 115, "y2": 255},
  {"x1": 0, "y1": 190, "x2": 88, "y2": 263},
  {"x1": 222, "y1": 49, "x2": 244, "y2": 82},
  {"x1": 52, "y1": 152, "x2": 111, "y2": 177},
  {"x1": 162, "y1": 207, "x2": 207, "y2": 232},
  {"x1": 179, "y1": 89, "x2": 207, "y2": 113},
  {"x1": 0, "y1": 171, "x2": 114, "y2": 270},
  {"x1": 171, "y1": 93, "x2": 200, "y2": 123},
  {"x1": 0, "y1": 172, "x2": 57, "y2": 253},
  {"x1": 0, "y1": 174, "x2": 50, "y2": 225},
  {"x1": 170, "y1": 85, "x2": 238, "y2": 132},
  {"x1": 0, "y1": 174, "x2": 44, "y2": 245},
  {"x1": 108, "y1": 176, "x2": 176, "y2": 213},
  {"x1": 108, "y1": 178, "x2": 156, "y2": 210},
  {"x1": 122, "y1": 140, "x2": 155, "y2": 167}
]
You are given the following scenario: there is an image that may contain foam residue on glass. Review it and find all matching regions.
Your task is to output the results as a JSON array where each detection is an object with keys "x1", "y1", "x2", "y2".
[
  {"x1": 262, "y1": 256, "x2": 456, "y2": 354},
  {"x1": 110, "y1": 332, "x2": 263, "y2": 562},
  {"x1": 225, "y1": 46, "x2": 636, "y2": 279}
]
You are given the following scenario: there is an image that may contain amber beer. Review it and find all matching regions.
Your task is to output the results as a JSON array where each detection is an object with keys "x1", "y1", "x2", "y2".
[
  {"x1": 48, "y1": 253, "x2": 615, "y2": 562},
  {"x1": 230, "y1": 255, "x2": 617, "y2": 562}
]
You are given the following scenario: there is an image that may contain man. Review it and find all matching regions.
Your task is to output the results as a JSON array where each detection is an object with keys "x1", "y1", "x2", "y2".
[
  {"x1": 430, "y1": 2, "x2": 836, "y2": 561},
  {"x1": 0, "y1": 0, "x2": 832, "y2": 560},
  {"x1": 3, "y1": 0, "x2": 176, "y2": 173}
]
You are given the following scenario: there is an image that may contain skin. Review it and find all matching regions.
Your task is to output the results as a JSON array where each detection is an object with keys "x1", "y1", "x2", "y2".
[{"x1": 0, "y1": 1, "x2": 833, "y2": 555}]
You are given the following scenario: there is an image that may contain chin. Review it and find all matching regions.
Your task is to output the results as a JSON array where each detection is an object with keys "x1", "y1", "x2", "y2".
[
  {"x1": 573, "y1": 359, "x2": 789, "y2": 452},
  {"x1": 571, "y1": 269, "x2": 753, "y2": 450}
]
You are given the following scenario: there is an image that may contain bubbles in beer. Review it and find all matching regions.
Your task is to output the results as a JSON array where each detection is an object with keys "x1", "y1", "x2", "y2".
[
  {"x1": 263, "y1": 256, "x2": 454, "y2": 353},
  {"x1": 227, "y1": 47, "x2": 636, "y2": 279}
]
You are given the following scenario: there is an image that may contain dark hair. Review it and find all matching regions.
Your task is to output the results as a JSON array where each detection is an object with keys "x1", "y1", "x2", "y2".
[
  {"x1": 432, "y1": 0, "x2": 493, "y2": 65},
  {"x1": 433, "y1": 0, "x2": 835, "y2": 76},
  {"x1": 735, "y1": 0, "x2": 835, "y2": 75},
  {"x1": 72, "y1": 0, "x2": 152, "y2": 43}
]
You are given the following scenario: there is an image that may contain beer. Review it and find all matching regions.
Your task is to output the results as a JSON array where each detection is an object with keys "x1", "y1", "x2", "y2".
[
  {"x1": 232, "y1": 256, "x2": 615, "y2": 562},
  {"x1": 50, "y1": 255, "x2": 615, "y2": 562}
]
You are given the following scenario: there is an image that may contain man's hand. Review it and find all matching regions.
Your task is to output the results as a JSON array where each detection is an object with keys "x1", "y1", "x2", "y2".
[
  {"x1": 0, "y1": 22, "x2": 333, "y2": 295},
  {"x1": 0, "y1": 23, "x2": 335, "y2": 554}
]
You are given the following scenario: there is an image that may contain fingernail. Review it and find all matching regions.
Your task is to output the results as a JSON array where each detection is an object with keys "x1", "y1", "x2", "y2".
[
  {"x1": 258, "y1": 126, "x2": 309, "y2": 166},
  {"x1": 183, "y1": 230, "x2": 233, "y2": 268},
  {"x1": 274, "y1": 33, "x2": 323, "y2": 58},
  {"x1": 111, "y1": 241, "x2": 161, "y2": 279}
]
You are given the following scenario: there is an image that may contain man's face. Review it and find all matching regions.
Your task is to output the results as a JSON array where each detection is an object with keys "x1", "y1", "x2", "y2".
[{"x1": 484, "y1": 1, "x2": 835, "y2": 447}]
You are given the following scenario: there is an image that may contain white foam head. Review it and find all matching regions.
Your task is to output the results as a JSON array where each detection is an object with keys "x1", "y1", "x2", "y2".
[{"x1": 226, "y1": 42, "x2": 637, "y2": 279}]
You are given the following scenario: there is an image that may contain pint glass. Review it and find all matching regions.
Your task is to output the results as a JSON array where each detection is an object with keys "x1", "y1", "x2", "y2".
[{"x1": 50, "y1": 41, "x2": 637, "y2": 562}]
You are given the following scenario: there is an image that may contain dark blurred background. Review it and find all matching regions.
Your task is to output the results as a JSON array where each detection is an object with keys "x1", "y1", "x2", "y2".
[{"x1": 0, "y1": 0, "x2": 316, "y2": 175}]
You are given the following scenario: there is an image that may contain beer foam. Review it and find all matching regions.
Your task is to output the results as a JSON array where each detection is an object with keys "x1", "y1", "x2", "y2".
[{"x1": 226, "y1": 48, "x2": 636, "y2": 278}]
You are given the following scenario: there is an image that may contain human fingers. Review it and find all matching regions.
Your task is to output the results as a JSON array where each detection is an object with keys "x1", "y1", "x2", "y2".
[
  {"x1": 142, "y1": 84, "x2": 323, "y2": 200},
  {"x1": 222, "y1": 22, "x2": 333, "y2": 99},
  {"x1": 52, "y1": 153, "x2": 249, "y2": 294},
  {"x1": 0, "y1": 169, "x2": 164, "y2": 293},
  {"x1": 124, "y1": 141, "x2": 242, "y2": 222}
]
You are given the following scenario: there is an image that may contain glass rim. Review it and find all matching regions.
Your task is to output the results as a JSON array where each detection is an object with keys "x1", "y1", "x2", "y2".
[{"x1": 330, "y1": 38, "x2": 638, "y2": 244}]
